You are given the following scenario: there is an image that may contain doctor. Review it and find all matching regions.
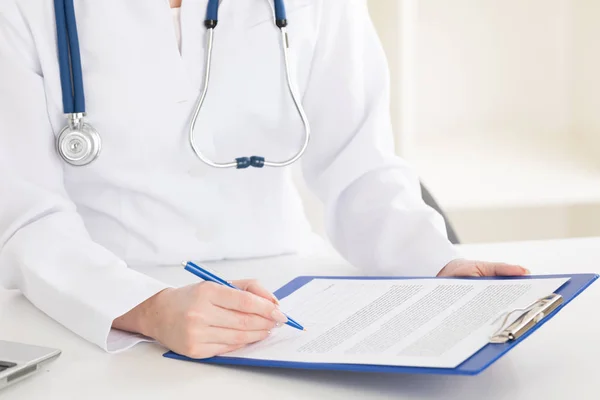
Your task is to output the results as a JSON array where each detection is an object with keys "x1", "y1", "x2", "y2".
[{"x1": 0, "y1": 0, "x2": 527, "y2": 359}]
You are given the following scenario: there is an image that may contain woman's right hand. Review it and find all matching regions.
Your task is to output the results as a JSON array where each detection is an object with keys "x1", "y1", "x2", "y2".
[{"x1": 113, "y1": 280, "x2": 288, "y2": 359}]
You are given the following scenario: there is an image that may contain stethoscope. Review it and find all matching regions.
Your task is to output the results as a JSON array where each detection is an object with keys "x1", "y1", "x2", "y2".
[{"x1": 53, "y1": 0, "x2": 311, "y2": 169}]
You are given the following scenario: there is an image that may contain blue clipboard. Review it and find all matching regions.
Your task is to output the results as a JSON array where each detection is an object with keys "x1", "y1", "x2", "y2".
[{"x1": 163, "y1": 273, "x2": 598, "y2": 376}]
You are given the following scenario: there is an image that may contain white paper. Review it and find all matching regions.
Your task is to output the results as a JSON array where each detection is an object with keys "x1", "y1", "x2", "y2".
[{"x1": 223, "y1": 277, "x2": 569, "y2": 368}]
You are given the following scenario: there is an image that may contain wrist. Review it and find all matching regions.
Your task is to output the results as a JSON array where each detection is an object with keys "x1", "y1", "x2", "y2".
[
  {"x1": 113, "y1": 288, "x2": 171, "y2": 339},
  {"x1": 138, "y1": 288, "x2": 172, "y2": 339}
]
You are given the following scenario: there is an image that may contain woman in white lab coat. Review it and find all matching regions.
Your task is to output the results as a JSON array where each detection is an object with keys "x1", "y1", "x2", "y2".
[{"x1": 0, "y1": 0, "x2": 527, "y2": 358}]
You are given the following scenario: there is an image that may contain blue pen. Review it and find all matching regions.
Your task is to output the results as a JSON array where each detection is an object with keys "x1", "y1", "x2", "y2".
[{"x1": 182, "y1": 261, "x2": 305, "y2": 331}]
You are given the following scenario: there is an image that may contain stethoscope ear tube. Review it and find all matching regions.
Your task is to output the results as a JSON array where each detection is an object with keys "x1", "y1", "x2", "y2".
[{"x1": 188, "y1": 23, "x2": 311, "y2": 169}]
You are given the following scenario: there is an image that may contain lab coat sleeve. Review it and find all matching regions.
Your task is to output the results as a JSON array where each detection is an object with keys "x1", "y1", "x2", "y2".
[
  {"x1": 0, "y1": 4, "x2": 170, "y2": 352},
  {"x1": 301, "y1": 0, "x2": 462, "y2": 276}
]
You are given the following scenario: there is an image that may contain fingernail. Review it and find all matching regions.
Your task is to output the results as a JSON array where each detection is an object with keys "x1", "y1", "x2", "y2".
[
  {"x1": 271, "y1": 309, "x2": 288, "y2": 324},
  {"x1": 271, "y1": 294, "x2": 280, "y2": 305},
  {"x1": 522, "y1": 268, "x2": 531, "y2": 275},
  {"x1": 275, "y1": 322, "x2": 282, "y2": 328},
  {"x1": 268, "y1": 330, "x2": 272, "y2": 335}
]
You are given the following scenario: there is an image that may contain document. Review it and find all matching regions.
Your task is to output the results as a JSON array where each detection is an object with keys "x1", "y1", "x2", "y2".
[{"x1": 223, "y1": 277, "x2": 569, "y2": 368}]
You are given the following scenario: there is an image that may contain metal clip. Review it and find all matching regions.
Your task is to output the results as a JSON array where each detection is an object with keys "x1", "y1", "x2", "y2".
[
  {"x1": 67, "y1": 112, "x2": 86, "y2": 130},
  {"x1": 489, "y1": 294, "x2": 563, "y2": 344}
]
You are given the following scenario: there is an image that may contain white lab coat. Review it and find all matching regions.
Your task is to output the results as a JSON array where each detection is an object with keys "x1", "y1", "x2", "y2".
[{"x1": 0, "y1": 0, "x2": 460, "y2": 352}]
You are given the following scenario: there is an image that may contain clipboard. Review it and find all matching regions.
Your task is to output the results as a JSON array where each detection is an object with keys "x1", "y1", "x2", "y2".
[{"x1": 164, "y1": 273, "x2": 598, "y2": 376}]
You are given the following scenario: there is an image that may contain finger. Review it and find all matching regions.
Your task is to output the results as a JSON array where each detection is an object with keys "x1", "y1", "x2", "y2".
[
  {"x1": 209, "y1": 285, "x2": 288, "y2": 324},
  {"x1": 479, "y1": 262, "x2": 530, "y2": 277},
  {"x1": 207, "y1": 306, "x2": 277, "y2": 331},
  {"x1": 203, "y1": 327, "x2": 271, "y2": 346},
  {"x1": 187, "y1": 343, "x2": 246, "y2": 360},
  {"x1": 233, "y1": 279, "x2": 279, "y2": 305}
]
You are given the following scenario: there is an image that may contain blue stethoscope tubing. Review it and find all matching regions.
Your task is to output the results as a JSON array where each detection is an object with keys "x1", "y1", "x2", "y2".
[
  {"x1": 54, "y1": 0, "x2": 85, "y2": 114},
  {"x1": 53, "y1": 0, "x2": 311, "y2": 169},
  {"x1": 205, "y1": 0, "x2": 286, "y2": 25}
]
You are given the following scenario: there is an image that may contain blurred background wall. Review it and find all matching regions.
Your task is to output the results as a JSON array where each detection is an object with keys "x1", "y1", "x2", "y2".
[{"x1": 367, "y1": 0, "x2": 600, "y2": 244}]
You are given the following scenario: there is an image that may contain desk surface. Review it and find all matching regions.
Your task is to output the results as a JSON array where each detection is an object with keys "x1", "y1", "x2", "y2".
[{"x1": 2, "y1": 237, "x2": 600, "y2": 400}]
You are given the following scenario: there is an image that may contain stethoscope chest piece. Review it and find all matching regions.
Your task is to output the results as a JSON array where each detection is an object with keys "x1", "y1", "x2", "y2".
[{"x1": 57, "y1": 113, "x2": 102, "y2": 166}]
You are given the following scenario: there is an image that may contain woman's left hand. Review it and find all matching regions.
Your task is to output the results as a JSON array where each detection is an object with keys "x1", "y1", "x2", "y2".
[{"x1": 438, "y1": 259, "x2": 531, "y2": 277}]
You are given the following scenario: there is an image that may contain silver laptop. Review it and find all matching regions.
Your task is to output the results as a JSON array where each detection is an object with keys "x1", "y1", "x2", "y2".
[{"x1": 0, "y1": 341, "x2": 61, "y2": 390}]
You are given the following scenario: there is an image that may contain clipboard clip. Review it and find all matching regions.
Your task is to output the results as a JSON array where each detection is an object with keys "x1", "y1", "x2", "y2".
[{"x1": 489, "y1": 294, "x2": 564, "y2": 344}]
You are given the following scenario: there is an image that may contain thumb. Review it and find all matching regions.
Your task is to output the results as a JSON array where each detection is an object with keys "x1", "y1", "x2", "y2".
[{"x1": 232, "y1": 279, "x2": 279, "y2": 305}]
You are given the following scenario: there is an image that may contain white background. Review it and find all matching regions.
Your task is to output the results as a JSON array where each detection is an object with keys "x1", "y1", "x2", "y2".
[{"x1": 364, "y1": 0, "x2": 600, "y2": 244}]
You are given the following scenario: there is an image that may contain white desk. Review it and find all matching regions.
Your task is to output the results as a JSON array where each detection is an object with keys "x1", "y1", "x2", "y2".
[{"x1": 2, "y1": 238, "x2": 600, "y2": 399}]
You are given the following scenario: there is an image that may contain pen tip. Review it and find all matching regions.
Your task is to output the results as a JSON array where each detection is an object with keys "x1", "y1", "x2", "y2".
[{"x1": 181, "y1": 261, "x2": 187, "y2": 268}]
